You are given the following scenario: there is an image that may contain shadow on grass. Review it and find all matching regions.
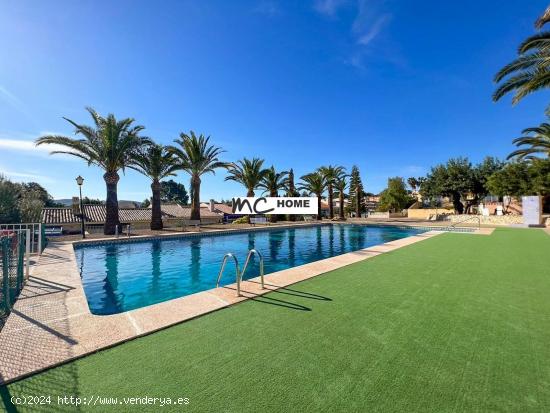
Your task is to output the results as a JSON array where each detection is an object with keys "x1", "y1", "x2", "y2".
[
  {"x1": 248, "y1": 281, "x2": 332, "y2": 302},
  {"x1": 247, "y1": 295, "x2": 312, "y2": 311},
  {"x1": 222, "y1": 285, "x2": 312, "y2": 311}
]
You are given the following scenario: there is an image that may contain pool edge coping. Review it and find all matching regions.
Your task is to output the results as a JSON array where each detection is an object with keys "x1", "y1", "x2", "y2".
[{"x1": 0, "y1": 226, "x2": 487, "y2": 385}]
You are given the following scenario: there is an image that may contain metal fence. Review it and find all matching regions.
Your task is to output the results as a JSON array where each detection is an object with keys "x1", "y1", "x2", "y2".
[
  {"x1": 0, "y1": 230, "x2": 30, "y2": 328},
  {"x1": 0, "y1": 223, "x2": 46, "y2": 254}
]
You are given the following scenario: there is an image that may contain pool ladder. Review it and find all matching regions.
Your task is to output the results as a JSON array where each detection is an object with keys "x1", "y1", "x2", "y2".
[{"x1": 215, "y1": 249, "x2": 265, "y2": 296}]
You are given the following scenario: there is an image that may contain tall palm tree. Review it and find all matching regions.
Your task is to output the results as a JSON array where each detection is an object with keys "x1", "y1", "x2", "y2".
[
  {"x1": 508, "y1": 121, "x2": 550, "y2": 160},
  {"x1": 35, "y1": 107, "x2": 148, "y2": 235},
  {"x1": 334, "y1": 174, "x2": 348, "y2": 220},
  {"x1": 298, "y1": 172, "x2": 326, "y2": 221},
  {"x1": 318, "y1": 165, "x2": 345, "y2": 219},
  {"x1": 167, "y1": 131, "x2": 227, "y2": 221},
  {"x1": 258, "y1": 166, "x2": 289, "y2": 223},
  {"x1": 494, "y1": 8, "x2": 550, "y2": 104},
  {"x1": 130, "y1": 144, "x2": 180, "y2": 230},
  {"x1": 225, "y1": 158, "x2": 268, "y2": 197}
]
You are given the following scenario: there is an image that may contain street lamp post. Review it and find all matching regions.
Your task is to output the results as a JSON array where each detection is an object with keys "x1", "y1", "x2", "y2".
[{"x1": 76, "y1": 175, "x2": 85, "y2": 239}]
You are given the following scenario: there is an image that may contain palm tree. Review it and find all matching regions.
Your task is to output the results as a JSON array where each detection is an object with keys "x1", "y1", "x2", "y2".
[
  {"x1": 167, "y1": 131, "x2": 227, "y2": 221},
  {"x1": 225, "y1": 158, "x2": 268, "y2": 197},
  {"x1": 258, "y1": 166, "x2": 289, "y2": 223},
  {"x1": 494, "y1": 8, "x2": 550, "y2": 104},
  {"x1": 318, "y1": 165, "x2": 345, "y2": 219},
  {"x1": 508, "y1": 120, "x2": 550, "y2": 160},
  {"x1": 130, "y1": 144, "x2": 180, "y2": 230},
  {"x1": 334, "y1": 174, "x2": 348, "y2": 220},
  {"x1": 298, "y1": 172, "x2": 326, "y2": 220},
  {"x1": 407, "y1": 177, "x2": 419, "y2": 192},
  {"x1": 35, "y1": 107, "x2": 148, "y2": 235}
]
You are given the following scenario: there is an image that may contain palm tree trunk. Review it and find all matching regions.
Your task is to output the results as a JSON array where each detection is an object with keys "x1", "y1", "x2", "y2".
[
  {"x1": 246, "y1": 189, "x2": 254, "y2": 223},
  {"x1": 328, "y1": 184, "x2": 334, "y2": 219},
  {"x1": 190, "y1": 175, "x2": 201, "y2": 221},
  {"x1": 317, "y1": 194, "x2": 322, "y2": 220},
  {"x1": 104, "y1": 172, "x2": 120, "y2": 235},
  {"x1": 339, "y1": 191, "x2": 345, "y2": 220},
  {"x1": 151, "y1": 180, "x2": 163, "y2": 230},
  {"x1": 270, "y1": 190, "x2": 277, "y2": 223}
]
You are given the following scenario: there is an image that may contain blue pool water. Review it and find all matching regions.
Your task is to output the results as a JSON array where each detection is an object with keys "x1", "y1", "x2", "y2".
[{"x1": 75, "y1": 224, "x2": 427, "y2": 315}]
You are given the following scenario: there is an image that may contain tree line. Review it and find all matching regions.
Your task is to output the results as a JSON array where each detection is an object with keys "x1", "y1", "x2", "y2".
[
  {"x1": 35, "y1": 108, "x2": 368, "y2": 234},
  {"x1": 0, "y1": 178, "x2": 63, "y2": 224}
]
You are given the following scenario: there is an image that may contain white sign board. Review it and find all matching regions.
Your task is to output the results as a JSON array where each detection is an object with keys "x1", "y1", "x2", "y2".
[
  {"x1": 232, "y1": 197, "x2": 318, "y2": 215},
  {"x1": 522, "y1": 196, "x2": 542, "y2": 226}
]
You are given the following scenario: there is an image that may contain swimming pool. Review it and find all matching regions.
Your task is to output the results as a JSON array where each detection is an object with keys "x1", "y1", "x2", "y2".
[{"x1": 74, "y1": 224, "x2": 428, "y2": 315}]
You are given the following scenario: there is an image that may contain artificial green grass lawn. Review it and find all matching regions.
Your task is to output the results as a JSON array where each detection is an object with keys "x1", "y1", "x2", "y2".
[{"x1": 3, "y1": 228, "x2": 550, "y2": 412}]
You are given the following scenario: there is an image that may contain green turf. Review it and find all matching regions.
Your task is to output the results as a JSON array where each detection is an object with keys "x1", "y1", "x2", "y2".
[{"x1": 2, "y1": 228, "x2": 550, "y2": 412}]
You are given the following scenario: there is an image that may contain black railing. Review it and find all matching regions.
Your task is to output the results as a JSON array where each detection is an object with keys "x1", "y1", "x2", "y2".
[{"x1": 0, "y1": 232, "x2": 27, "y2": 329}]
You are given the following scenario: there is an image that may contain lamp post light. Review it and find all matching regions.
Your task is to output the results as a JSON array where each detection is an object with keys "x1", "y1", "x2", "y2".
[{"x1": 76, "y1": 175, "x2": 85, "y2": 239}]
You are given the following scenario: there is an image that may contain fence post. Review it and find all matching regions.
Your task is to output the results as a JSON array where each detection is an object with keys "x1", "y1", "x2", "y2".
[
  {"x1": 17, "y1": 233, "x2": 25, "y2": 294},
  {"x1": 2, "y1": 238, "x2": 10, "y2": 312},
  {"x1": 25, "y1": 229, "x2": 30, "y2": 279},
  {"x1": 38, "y1": 223, "x2": 43, "y2": 254}
]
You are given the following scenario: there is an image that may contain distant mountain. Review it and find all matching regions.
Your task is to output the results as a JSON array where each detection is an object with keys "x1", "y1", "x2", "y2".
[
  {"x1": 118, "y1": 200, "x2": 141, "y2": 208},
  {"x1": 53, "y1": 199, "x2": 73, "y2": 207}
]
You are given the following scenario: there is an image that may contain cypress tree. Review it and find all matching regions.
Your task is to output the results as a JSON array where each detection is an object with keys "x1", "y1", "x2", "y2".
[{"x1": 349, "y1": 166, "x2": 364, "y2": 217}]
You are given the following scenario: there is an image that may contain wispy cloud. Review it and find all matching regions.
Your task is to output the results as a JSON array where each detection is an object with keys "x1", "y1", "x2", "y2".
[
  {"x1": 356, "y1": 14, "x2": 391, "y2": 46},
  {"x1": 255, "y1": 1, "x2": 282, "y2": 17},
  {"x1": 313, "y1": 0, "x2": 397, "y2": 69},
  {"x1": 0, "y1": 85, "x2": 29, "y2": 117},
  {"x1": 313, "y1": 0, "x2": 347, "y2": 17},
  {"x1": 0, "y1": 133, "x2": 78, "y2": 161},
  {"x1": 351, "y1": 0, "x2": 392, "y2": 45},
  {"x1": 0, "y1": 168, "x2": 55, "y2": 184},
  {"x1": 0, "y1": 137, "x2": 64, "y2": 154}
]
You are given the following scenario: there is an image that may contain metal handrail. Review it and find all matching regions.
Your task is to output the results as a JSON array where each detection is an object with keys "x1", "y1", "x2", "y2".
[
  {"x1": 241, "y1": 249, "x2": 265, "y2": 290},
  {"x1": 216, "y1": 253, "x2": 241, "y2": 296},
  {"x1": 445, "y1": 215, "x2": 481, "y2": 231}
]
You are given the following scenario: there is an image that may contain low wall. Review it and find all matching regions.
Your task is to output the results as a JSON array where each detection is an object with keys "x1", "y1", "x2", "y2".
[
  {"x1": 447, "y1": 215, "x2": 523, "y2": 226},
  {"x1": 407, "y1": 208, "x2": 454, "y2": 220},
  {"x1": 46, "y1": 216, "x2": 223, "y2": 234},
  {"x1": 367, "y1": 212, "x2": 390, "y2": 219}
]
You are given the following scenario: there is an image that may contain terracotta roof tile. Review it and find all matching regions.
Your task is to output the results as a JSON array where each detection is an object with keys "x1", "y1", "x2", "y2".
[
  {"x1": 41, "y1": 203, "x2": 222, "y2": 224},
  {"x1": 199, "y1": 203, "x2": 235, "y2": 215}
]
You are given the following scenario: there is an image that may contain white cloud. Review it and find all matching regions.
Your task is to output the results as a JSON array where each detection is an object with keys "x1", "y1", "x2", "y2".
[
  {"x1": 0, "y1": 168, "x2": 54, "y2": 184},
  {"x1": 357, "y1": 14, "x2": 391, "y2": 45},
  {"x1": 0, "y1": 85, "x2": 29, "y2": 117},
  {"x1": 0, "y1": 138, "x2": 68, "y2": 154},
  {"x1": 313, "y1": 0, "x2": 347, "y2": 17},
  {"x1": 344, "y1": 0, "x2": 394, "y2": 69}
]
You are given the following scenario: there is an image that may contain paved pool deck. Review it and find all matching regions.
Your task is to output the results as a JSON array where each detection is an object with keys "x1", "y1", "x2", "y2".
[{"x1": 0, "y1": 224, "x2": 492, "y2": 385}]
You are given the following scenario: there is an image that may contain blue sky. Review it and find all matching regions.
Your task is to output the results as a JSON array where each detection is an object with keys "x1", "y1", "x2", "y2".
[{"x1": 0, "y1": 0, "x2": 549, "y2": 201}]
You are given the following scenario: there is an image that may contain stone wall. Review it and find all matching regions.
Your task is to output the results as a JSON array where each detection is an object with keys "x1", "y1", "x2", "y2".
[
  {"x1": 447, "y1": 215, "x2": 523, "y2": 226},
  {"x1": 407, "y1": 208, "x2": 454, "y2": 220}
]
